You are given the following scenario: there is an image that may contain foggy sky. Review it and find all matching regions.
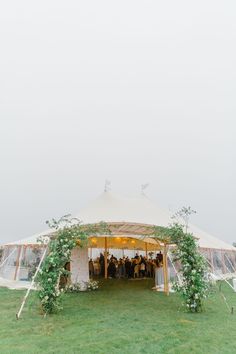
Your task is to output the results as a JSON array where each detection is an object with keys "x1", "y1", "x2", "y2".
[{"x1": 0, "y1": 1, "x2": 235, "y2": 244}]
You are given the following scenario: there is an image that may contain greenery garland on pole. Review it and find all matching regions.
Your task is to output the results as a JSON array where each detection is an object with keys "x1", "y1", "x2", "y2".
[
  {"x1": 168, "y1": 223, "x2": 209, "y2": 312},
  {"x1": 153, "y1": 207, "x2": 210, "y2": 312},
  {"x1": 36, "y1": 217, "x2": 109, "y2": 315}
]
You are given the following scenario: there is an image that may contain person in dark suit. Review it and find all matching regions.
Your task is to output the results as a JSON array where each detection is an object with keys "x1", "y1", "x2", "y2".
[
  {"x1": 108, "y1": 259, "x2": 117, "y2": 278},
  {"x1": 125, "y1": 258, "x2": 132, "y2": 278},
  {"x1": 99, "y1": 253, "x2": 105, "y2": 276}
]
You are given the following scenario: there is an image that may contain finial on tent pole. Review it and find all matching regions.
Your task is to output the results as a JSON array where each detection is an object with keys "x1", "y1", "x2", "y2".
[
  {"x1": 104, "y1": 180, "x2": 111, "y2": 192},
  {"x1": 141, "y1": 183, "x2": 149, "y2": 195}
]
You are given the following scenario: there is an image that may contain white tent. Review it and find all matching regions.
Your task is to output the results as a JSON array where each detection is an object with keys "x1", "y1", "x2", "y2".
[
  {"x1": 76, "y1": 191, "x2": 235, "y2": 251},
  {"x1": 1, "y1": 190, "x2": 236, "y2": 284}
]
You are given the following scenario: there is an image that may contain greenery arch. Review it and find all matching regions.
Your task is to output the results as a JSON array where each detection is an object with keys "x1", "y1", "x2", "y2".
[{"x1": 37, "y1": 217, "x2": 209, "y2": 315}]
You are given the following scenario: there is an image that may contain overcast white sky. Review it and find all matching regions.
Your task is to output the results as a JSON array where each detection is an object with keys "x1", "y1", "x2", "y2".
[{"x1": 0, "y1": 1, "x2": 235, "y2": 244}]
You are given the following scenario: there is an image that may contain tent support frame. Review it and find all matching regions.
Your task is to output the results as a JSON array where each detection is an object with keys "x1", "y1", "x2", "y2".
[{"x1": 16, "y1": 246, "x2": 48, "y2": 320}]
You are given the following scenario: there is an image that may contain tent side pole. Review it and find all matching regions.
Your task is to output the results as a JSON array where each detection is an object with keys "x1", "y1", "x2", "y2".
[
  {"x1": 14, "y1": 246, "x2": 22, "y2": 280},
  {"x1": 104, "y1": 237, "x2": 108, "y2": 279},
  {"x1": 163, "y1": 244, "x2": 169, "y2": 296}
]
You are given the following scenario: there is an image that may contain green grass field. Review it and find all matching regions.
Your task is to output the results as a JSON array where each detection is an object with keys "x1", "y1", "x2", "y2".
[{"x1": 0, "y1": 279, "x2": 236, "y2": 354}]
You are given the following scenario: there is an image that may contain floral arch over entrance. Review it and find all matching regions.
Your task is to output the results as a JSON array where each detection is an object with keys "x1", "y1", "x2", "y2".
[{"x1": 35, "y1": 218, "x2": 209, "y2": 315}]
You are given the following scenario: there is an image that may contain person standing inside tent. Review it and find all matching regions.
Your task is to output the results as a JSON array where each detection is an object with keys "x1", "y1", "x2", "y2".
[
  {"x1": 99, "y1": 253, "x2": 105, "y2": 276},
  {"x1": 125, "y1": 257, "x2": 132, "y2": 278},
  {"x1": 140, "y1": 257, "x2": 146, "y2": 277},
  {"x1": 154, "y1": 256, "x2": 164, "y2": 289},
  {"x1": 118, "y1": 258, "x2": 125, "y2": 278},
  {"x1": 89, "y1": 259, "x2": 94, "y2": 277},
  {"x1": 108, "y1": 259, "x2": 116, "y2": 278},
  {"x1": 156, "y1": 251, "x2": 163, "y2": 265}
]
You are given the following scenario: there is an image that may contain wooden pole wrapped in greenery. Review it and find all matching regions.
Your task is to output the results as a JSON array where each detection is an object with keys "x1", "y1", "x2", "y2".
[
  {"x1": 152, "y1": 206, "x2": 210, "y2": 313},
  {"x1": 36, "y1": 217, "x2": 110, "y2": 314}
]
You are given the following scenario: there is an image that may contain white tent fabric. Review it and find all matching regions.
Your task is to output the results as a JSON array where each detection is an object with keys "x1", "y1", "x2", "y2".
[
  {"x1": 3, "y1": 191, "x2": 235, "y2": 251},
  {"x1": 76, "y1": 191, "x2": 235, "y2": 251},
  {"x1": 3, "y1": 231, "x2": 51, "y2": 246}
]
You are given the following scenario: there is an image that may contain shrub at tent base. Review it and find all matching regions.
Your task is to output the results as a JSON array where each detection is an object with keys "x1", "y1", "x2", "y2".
[{"x1": 37, "y1": 219, "x2": 209, "y2": 315}]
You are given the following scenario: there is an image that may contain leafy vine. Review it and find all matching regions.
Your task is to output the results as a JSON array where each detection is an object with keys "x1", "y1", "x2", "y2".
[
  {"x1": 36, "y1": 218, "x2": 109, "y2": 314},
  {"x1": 169, "y1": 223, "x2": 209, "y2": 312}
]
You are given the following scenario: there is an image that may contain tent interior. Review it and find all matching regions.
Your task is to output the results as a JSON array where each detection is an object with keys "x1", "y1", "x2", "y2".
[
  {"x1": 0, "y1": 229, "x2": 174, "y2": 293},
  {"x1": 0, "y1": 232, "x2": 162, "y2": 280}
]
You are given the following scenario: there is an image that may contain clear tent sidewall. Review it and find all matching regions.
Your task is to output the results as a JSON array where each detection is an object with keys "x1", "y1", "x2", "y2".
[
  {"x1": 0, "y1": 244, "x2": 47, "y2": 281},
  {"x1": 1, "y1": 242, "x2": 236, "y2": 283}
]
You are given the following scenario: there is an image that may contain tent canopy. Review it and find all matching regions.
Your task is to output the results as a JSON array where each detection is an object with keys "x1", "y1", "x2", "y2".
[
  {"x1": 76, "y1": 191, "x2": 235, "y2": 251},
  {"x1": 4, "y1": 191, "x2": 235, "y2": 251}
]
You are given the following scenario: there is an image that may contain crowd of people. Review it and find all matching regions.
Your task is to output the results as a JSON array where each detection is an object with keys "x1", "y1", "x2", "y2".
[{"x1": 89, "y1": 252, "x2": 164, "y2": 279}]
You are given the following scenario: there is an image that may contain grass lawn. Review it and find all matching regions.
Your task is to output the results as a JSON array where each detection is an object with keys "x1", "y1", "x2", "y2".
[{"x1": 0, "y1": 279, "x2": 236, "y2": 354}]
